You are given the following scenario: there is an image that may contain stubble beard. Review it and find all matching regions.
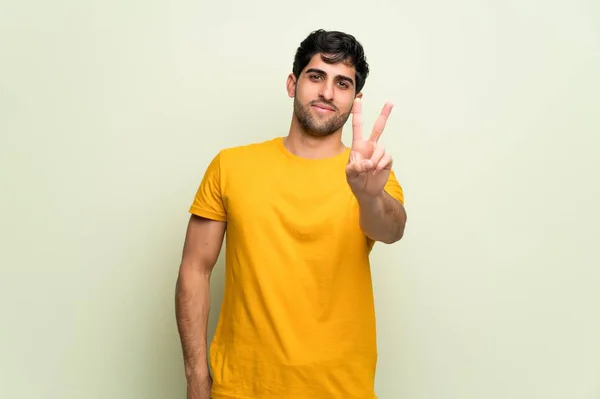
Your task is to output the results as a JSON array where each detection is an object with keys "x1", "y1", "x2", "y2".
[{"x1": 293, "y1": 97, "x2": 351, "y2": 138}]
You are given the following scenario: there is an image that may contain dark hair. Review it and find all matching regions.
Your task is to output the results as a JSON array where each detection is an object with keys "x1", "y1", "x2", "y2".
[{"x1": 292, "y1": 29, "x2": 370, "y2": 94}]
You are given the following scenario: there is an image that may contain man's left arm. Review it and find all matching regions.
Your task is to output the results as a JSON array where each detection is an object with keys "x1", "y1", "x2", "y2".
[
  {"x1": 345, "y1": 98, "x2": 407, "y2": 244},
  {"x1": 357, "y1": 189, "x2": 407, "y2": 244}
]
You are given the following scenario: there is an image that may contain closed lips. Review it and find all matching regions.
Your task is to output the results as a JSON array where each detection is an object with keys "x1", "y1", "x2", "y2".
[{"x1": 312, "y1": 103, "x2": 335, "y2": 111}]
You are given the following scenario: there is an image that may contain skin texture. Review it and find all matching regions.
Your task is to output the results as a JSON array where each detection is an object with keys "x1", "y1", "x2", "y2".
[{"x1": 176, "y1": 215, "x2": 226, "y2": 399}]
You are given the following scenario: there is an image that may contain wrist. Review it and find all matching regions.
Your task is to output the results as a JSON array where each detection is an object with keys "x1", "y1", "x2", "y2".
[{"x1": 354, "y1": 190, "x2": 384, "y2": 207}]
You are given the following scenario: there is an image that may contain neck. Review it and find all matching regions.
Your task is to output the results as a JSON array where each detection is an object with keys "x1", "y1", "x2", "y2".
[{"x1": 285, "y1": 116, "x2": 347, "y2": 159}]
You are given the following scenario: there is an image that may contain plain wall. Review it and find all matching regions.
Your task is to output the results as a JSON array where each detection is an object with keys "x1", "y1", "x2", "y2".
[{"x1": 1, "y1": 0, "x2": 599, "y2": 398}]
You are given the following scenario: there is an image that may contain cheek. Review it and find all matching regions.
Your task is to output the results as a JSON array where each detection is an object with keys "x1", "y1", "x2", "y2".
[
  {"x1": 295, "y1": 86, "x2": 312, "y2": 102},
  {"x1": 339, "y1": 97, "x2": 355, "y2": 114}
]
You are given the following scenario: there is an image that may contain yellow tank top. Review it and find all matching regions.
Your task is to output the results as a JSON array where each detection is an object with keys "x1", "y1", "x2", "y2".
[{"x1": 189, "y1": 137, "x2": 404, "y2": 399}]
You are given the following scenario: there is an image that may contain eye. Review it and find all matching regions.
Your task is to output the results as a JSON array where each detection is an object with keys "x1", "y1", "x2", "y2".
[
  {"x1": 337, "y1": 81, "x2": 349, "y2": 88},
  {"x1": 309, "y1": 74, "x2": 323, "y2": 81}
]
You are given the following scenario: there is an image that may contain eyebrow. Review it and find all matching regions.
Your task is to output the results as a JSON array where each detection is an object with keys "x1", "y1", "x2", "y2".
[{"x1": 305, "y1": 68, "x2": 355, "y2": 86}]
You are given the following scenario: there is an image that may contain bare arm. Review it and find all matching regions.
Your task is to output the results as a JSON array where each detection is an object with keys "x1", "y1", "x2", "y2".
[
  {"x1": 357, "y1": 190, "x2": 407, "y2": 244},
  {"x1": 175, "y1": 214, "x2": 226, "y2": 397},
  {"x1": 345, "y1": 98, "x2": 406, "y2": 244}
]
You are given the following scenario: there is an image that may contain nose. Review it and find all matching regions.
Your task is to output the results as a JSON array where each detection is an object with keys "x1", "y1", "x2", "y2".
[{"x1": 318, "y1": 81, "x2": 334, "y2": 101}]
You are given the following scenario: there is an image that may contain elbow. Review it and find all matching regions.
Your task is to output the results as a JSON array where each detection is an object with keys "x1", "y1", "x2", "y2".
[
  {"x1": 176, "y1": 261, "x2": 212, "y2": 293},
  {"x1": 175, "y1": 263, "x2": 211, "y2": 313},
  {"x1": 392, "y1": 209, "x2": 407, "y2": 243},
  {"x1": 178, "y1": 256, "x2": 215, "y2": 277},
  {"x1": 362, "y1": 220, "x2": 406, "y2": 244},
  {"x1": 381, "y1": 229, "x2": 404, "y2": 245},
  {"x1": 368, "y1": 227, "x2": 404, "y2": 245},
  {"x1": 383, "y1": 218, "x2": 407, "y2": 244}
]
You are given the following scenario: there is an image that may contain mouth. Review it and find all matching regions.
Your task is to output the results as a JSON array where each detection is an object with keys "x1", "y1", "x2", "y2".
[{"x1": 311, "y1": 103, "x2": 336, "y2": 112}]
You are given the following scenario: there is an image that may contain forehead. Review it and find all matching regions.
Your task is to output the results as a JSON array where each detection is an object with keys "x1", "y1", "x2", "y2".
[{"x1": 302, "y1": 53, "x2": 356, "y2": 78}]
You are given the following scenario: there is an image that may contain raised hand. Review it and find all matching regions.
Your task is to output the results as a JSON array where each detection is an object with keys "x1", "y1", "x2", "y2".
[{"x1": 345, "y1": 98, "x2": 394, "y2": 200}]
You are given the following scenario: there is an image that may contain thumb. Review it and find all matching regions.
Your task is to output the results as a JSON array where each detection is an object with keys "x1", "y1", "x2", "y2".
[{"x1": 346, "y1": 159, "x2": 373, "y2": 178}]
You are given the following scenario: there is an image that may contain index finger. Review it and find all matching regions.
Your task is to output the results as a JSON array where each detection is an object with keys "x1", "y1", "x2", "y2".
[
  {"x1": 351, "y1": 97, "x2": 364, "y2": 142},
  {"x1": 369, "y1": 102, "x2": 394, "y2": 143}
]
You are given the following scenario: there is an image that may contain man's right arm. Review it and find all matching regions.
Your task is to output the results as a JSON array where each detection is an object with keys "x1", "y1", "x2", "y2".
[{"x1": 175, "y1": 214, "x2": 226, "y2": 398}]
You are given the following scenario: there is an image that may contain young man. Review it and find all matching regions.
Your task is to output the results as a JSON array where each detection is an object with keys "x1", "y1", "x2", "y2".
[{"x1": 175, "y1": 29, "x2": 407, "y2": 399}]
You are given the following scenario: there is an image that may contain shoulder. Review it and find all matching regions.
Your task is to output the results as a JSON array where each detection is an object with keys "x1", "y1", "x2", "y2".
[{"x1": 218, "y1": 137, "x2": 282, "y2": 168}]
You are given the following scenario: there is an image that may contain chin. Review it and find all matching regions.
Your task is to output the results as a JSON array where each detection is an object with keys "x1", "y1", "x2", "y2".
[
  {"x1": 294, "y1": 108, "x2": 345, "y2": 137},
  {"x1": 303, "y1": 122, "x2": 340, "y2": 137},
  {"x1": 306, "y1": 130, "x2": 336, "y2": 138}
]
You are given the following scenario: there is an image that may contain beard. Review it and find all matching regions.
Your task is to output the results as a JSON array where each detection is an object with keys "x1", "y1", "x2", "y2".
[{"x1": 293, "y1": 97, "x2": 351, "y2": 138}]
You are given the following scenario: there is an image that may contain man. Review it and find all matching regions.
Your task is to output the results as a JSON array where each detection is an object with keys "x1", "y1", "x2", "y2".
[{"x1": 175, "y1": 29, "x2": 407, "y2": 399}]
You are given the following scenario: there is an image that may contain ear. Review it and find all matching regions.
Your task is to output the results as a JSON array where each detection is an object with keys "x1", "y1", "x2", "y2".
[
  {"x1": 286, "y1": 73, "x2": 297, "y2": 98},
  {"x1": 355, "y1": 91, "x2": 363, "y2": 99}
]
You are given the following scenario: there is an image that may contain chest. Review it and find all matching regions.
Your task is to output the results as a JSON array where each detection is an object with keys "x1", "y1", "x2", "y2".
[{"x1": 224, "y1": 161, "x2": 362, "y2": 240}]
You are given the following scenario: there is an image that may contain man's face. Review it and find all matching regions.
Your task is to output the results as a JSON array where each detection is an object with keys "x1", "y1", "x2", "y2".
[{"x1": 287, "y1": 53, "x2": 361, "y2": 137}]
